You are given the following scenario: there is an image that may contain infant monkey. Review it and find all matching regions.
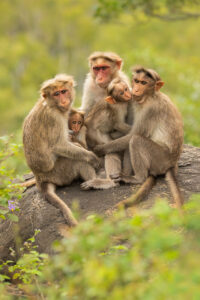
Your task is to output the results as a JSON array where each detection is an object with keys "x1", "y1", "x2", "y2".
[
  {"x1": 68, "y1": 109, "x2": 88, "y2": 149},
  {"x1": 85, "y1": 77, "x2": 132, "y2": 148}
]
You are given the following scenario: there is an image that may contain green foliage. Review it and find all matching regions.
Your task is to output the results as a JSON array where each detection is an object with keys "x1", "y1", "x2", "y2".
[
  {"x1": 7, "y1": 230, "x2": 48, "y2": 285},
  {"x1": 96, "y1": 0, "x2": 200, "y2": 21},
  {"x1": 0, "y1": 135, "x2": 25, "y2": 221},
  {"x1": 12, "y1": 196, "x2": 199, "y2": 299},
  {"x1": 0, "y1": 0, "x2": 200, "y2": 146}
]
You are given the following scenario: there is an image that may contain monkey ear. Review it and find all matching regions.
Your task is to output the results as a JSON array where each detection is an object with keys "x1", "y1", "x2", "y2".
[
  {"x1": 42, "y1": 93, "x2": 47, "y2": 98},
  {"x1": 155, "y1": 81, "x2": 164, "y2": 91},
  {"x1": 105, "y1": 96, "x2": 116, "y2": 104},
  {"x1": 116, "y1": 59, "x2": 122, "y2": 70}
]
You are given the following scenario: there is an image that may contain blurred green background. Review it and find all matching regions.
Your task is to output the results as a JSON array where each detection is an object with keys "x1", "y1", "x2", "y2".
[{"x1": 0, "y1": 0, "x2": 200, "y2": 153}]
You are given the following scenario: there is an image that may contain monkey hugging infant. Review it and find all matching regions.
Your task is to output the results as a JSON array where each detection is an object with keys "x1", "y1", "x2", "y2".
[{"x1": 23, "y1": 51, "x2": 184, "y2": 227}]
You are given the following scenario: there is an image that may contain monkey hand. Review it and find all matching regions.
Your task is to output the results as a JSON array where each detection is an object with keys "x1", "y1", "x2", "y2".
[
  {"x1": 87, "y1": 152, "x2": 101, "y2": 170},
  {"x1": 93, "y1": 145, "x2": 106, "y2": 156}
]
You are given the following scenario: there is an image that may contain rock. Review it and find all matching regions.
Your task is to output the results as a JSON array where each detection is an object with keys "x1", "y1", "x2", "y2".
[{"x1": 0, "y1": 144, "x2": 200, "y2": 261}]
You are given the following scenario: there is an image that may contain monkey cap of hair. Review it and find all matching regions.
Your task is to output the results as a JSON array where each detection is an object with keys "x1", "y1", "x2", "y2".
[
  {"x1": 132, "y1": 66, "x2": 161, "y2": 82},
  {"x1": 88, "y1": 51, "x2": 122, "y2": 64},
  {"x1": 40, "y1": 73, "x2": 76, "y2": 96},
  {"x1": 107, "y1": 78, "x2": 122, "y2": 94}
]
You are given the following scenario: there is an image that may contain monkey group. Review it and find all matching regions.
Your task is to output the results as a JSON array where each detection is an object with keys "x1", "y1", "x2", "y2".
[{"x1": 23, "y1": 52, "x2": 184, "y2": 226}]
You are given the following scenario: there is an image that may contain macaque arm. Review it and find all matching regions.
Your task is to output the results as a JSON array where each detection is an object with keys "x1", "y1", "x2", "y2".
[
  {"x1": 54, "y1": 141, "x2": 96, "y2": 162},
  {"x1": 94, "y1": 134, "x2": 131, "y2": 155},
  {"x1": 78, "y1": 125, "x2": 88, "y2": 148},
  {"x1": 110, "y1": 131, "x2": 124, "y2": 139},
  {"x1": 113, "y1": 122, "x2": 131, "y2": 134}
]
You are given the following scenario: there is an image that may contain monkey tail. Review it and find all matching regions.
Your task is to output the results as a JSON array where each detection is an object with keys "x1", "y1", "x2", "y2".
[
  {"x1": 21, "y1": 178, "x2": 36, "y2": 188},
  {"x1": 41, "y1": 182, "x2": 78, "y2": 227},
  {"x1": 165, "y1": 168, "x2": 184, "y2": 209},
  {"x1": 116, "y1": 176, "x2": 156, "y2": 209}
]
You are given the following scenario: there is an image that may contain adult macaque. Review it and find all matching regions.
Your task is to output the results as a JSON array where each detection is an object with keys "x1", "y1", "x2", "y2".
[
  {"x1": 68, "y1": 109, "x2": 88, "y2": 149},
  {"x1": 86, "y1": 78, "x2": 132, "y2": 148},
  {"x1": 80, "y1": 51, "x2": 131, "y2": 116},
  {"x1": 23, "y1": 74, "x2": 116, "y2": 227},
  {"x1": 80, "y1": 51, "x2": 132, "y2": 180},
  {"x1": 94, "y1": 67, "x2": 184, "y2": 208}
]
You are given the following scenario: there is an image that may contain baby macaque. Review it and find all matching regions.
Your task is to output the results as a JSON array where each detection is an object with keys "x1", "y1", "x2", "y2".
[
  {"x1": 85, "y1": 78, "x2": 132, "y2": 148},
  {"x1": 68, "y1": 109, "x2": 88, "y2": 149}
]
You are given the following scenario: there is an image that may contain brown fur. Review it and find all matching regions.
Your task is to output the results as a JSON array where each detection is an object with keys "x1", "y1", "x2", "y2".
[
  {"x1": 95, "y1": 67, "x2": 184, "y2": 208},
  {"x1": 80, "y1": 52, "x2": 132, "y2": 182},
  {"x1": 23, "y1": 74, "x2": 116, "y2": 227},
  {"x1": 85, "y1": 78, "x2": 132, "y2": 148}
]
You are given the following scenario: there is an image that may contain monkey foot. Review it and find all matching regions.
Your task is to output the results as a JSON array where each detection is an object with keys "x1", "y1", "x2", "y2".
[
  {"x1": 80, "y1": 178, "x2": 119, "y2": 190},
  {"x1": 109, "y1": 173, "x2": 121, "y2": 181}
]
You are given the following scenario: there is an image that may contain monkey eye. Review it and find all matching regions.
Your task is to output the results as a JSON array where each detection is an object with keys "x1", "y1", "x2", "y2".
[
  {"x1": 101, "y1": 66, "x2": 109, "y2": 70},
  {"x1": 124, "y1": 88, "x2": 128, "y2": 91},
  {"x1": 141, "y1": 81, "x2": 147, "y2": 85},
  {"x1": 72, "y1": 121, "x2": 76, "y2": 124},
  {"x1": 53, "y1": 89, "x2": 68, "y2": 96},
  {"x1": 134, "y1": 79, "x2": 139, "y2": 83},
  {"x1": 78, "y1": 121, "x2": 82, "y2": 124},
  {"x1": 61, "y1": 89, "x2": 68, "y2": 94}
]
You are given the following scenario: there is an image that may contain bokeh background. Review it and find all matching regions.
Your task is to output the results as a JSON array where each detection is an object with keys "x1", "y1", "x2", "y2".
[{"x1": 0, "y1": 0, "x2": 200, "y2": 172}]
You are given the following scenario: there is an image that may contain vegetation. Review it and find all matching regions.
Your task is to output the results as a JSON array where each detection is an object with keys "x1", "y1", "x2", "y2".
[{"x1": 0, "y1": 0, "x2": 200, "y2": 298}]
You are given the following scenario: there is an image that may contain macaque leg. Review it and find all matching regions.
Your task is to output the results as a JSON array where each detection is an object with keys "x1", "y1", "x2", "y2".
[
  {"x1": 121, "y1": 135, "x2": 172, "y2": 184},
  {"x1": 122, "y1": 148, "x2": 133, "y2": 176},
  {"x1": 79, "y1": 162, "x2": 117, "y2": 190},
  {"x1": 104, "y1": 153, "x2": 122, "y2": 180}
]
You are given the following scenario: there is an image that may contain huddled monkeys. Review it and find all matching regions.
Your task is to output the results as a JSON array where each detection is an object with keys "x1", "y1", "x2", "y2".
[
  {"x1": 23, "y1": 73, "x2": 116, "y2": 227},
  {"x1": 95, "y1": 66, "x2": 184, "y2": 208},
  {"x1": 23, "y1": 53, "x2": 184, "y2": 225}
]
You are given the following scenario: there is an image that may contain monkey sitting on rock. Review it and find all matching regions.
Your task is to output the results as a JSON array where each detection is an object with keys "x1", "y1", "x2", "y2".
[
  {"x1": 94, "y1": 66, "x2": 184, "y2": 209},
  {"x1": 23, "y1": 74, "x2": 117, "y2": 227}
]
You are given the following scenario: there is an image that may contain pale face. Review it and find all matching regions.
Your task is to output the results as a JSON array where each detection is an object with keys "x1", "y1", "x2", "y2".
[
  {"x1": 91, "y1": 58, "x2": 115, "y2": 88},
  {"x1": 113, "y1": 82, "x2": 132, "y2": 102},
  {"x1": 132, "y1": 72, "x2": 153, "y2": 97},
  {"x1": 69, "y1": 113, "x2": 83, "y2": 133},
  {"x1": 51, "y1": 84, "x2": 72, "y2": 111}
]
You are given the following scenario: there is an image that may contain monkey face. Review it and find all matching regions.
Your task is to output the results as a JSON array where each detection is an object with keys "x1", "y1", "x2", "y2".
[
  {"x1": 132, "y1": 72, "x2": 151, "y2": 98},
  {"x1": 92, "y1": 58, "x2": 114, "y2": 88},
  {"x1": 69, "y1": 113, "x2": 83, "y2": 133},
  {"x1": 52, "y1": 85, "x2": 72, "y2": 111},
  {"x1": 114, "y1": 83, "x2": 132, "y2": 102}
]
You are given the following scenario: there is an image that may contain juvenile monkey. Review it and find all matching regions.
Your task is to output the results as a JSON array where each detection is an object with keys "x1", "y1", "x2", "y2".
[
  {"x1": 23, "y1": 74, "x2": 116, "y2": 227},
  {"x1": 86, "y1": 78, "x2": 132, "y2": 148},
  {"x1": 68, "y1": 109, "x2": 88, "y2": 149},
  {"x1": 95, "y1": 67, "x2": 184, "y2": 208},
  {"x1": 80, "y1": 51, "x2": 132, "y2": 180}
]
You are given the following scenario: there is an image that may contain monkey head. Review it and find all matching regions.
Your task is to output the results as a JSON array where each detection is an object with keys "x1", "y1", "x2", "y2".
[
  {"x1": 89, "y1": 52, "x2": 122, "y2": 88},
  {"x1": 132, "y1": 66, "x2": 164, "y2": 103},
  {"x1": 105, "y1": 78, "x2": 132, "y2": 104},
  {"x1": 40, "y1": 74, "x2": 76, "y2": 112},
  {"x1": 69, "y1": 109, "x2": 84, "y2": 134}
]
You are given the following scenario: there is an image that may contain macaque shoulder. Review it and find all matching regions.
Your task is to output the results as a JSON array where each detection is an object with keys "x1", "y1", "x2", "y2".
[{"x1": 83, "y1": 73, "x2": 107, "y2": 98}]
